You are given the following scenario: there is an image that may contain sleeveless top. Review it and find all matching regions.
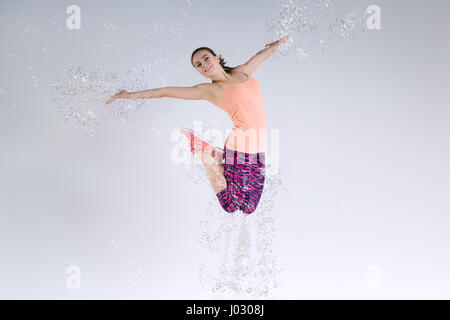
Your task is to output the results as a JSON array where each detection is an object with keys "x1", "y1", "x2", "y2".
[{"x1": 212, "y1": 75, "x2": 268, "y2": 154}]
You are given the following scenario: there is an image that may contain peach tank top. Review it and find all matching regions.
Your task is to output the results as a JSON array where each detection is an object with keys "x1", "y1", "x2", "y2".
[{"x1": 214, "y1": 76, "x2": 268, "y2": 154}]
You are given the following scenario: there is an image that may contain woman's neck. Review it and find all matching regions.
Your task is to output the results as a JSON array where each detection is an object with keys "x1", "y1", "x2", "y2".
[{"x1": 210, "y1": 70, "x2": 232, "y2": 83}]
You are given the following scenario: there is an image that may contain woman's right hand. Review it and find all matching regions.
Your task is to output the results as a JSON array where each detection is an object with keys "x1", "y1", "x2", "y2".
[
  {"x1": 264, "y1": 35, "x2": 289, "y2": 49},
  {"x1": 105, "y1": 90, "x2": 130, "y2": 105}
]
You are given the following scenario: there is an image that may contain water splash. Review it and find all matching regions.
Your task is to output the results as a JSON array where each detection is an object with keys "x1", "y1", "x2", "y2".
[
  {"x1": 181, "y1": 147, "x2": 286, "y2": 299},
  {"x1": 267, "y1": 0, "x2": 366, "y2": 60},
  {"x1": 329, "y1": 11, "x2": 363, "y2": 41},
  {"x1": 197, "y1": 169, "x2": 286, "y2": 299},
  {"x1": 50, "y1": 64, "x2": 166, "y2": 135},
  {"x1": 50, "y1": 67, "x2": 115, "y2": 135}
]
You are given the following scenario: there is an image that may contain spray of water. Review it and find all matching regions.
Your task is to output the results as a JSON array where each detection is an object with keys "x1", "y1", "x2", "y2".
[
  {"x1": 180, "y1": 144, "x2": 287, "y2": 299},
  {"x1": 198, "y1": 169, "x2": 286, "y2": 299},
  {"x1": 267, "y1": 0, "x2": 366, "y2": 61},
  {"x1": 50, "y1": 63, "x2": 170, "y2": 135}
]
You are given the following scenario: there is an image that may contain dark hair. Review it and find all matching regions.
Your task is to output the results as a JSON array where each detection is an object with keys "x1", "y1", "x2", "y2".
[{"x1": 191, "y1": 47, "x2": 234, "y2": 74}]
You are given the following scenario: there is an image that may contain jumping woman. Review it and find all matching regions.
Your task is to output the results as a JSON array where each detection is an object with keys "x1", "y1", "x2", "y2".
[{"x1": 105, "y1": 35, "x2": 289, "y2": 214}]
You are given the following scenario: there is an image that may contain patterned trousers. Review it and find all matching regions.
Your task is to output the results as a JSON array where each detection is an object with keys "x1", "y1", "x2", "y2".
[{"x1": 216, "y1": 145, "x2": 265, "y2": 214}]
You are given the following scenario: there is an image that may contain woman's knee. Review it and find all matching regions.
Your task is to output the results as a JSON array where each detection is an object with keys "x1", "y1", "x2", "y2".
[
  {"x1": 219, "y1": 200, "x2": 239, "y2": 213},
  {"x1": 242, "y1": 205, "x2": 257, "y2": 214},
  {"x1": 223, "y1": 205, "x2": 238, "y2": 213},
  {"x1": 216, "y1": 189, "x2": 238, "y2": 213},
  {"x1": 242, "y1": 193, "x2": 263, "y2": 214}
]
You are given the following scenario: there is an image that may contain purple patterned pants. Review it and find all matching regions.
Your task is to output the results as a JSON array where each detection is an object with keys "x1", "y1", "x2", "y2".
[{"x1": 216, "y1": 145, "x2": 266, "y2": 214}]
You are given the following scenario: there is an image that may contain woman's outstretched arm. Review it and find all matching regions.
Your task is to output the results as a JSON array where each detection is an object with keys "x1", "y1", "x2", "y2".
[
  {"x1": 233, "y1": 35, "x2": 289, "y2": 76},
  {"x1": 105, "y1": 83, "x2": 212, "y2": 105}
]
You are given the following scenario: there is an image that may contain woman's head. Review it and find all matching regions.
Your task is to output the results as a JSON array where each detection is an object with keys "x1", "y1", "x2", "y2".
[{"x1": 191, "y1": 47, "x2": 233, "y2": 80}]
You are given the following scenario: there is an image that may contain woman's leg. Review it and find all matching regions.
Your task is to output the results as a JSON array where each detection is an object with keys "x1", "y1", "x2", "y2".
[
  {"x1": 199, "y1": 147, "x2": 246, "y2": 214},
  {"x1": 199, "y1": 150, "x2": 227, "y2": 194},
  {"x1": 241, "y1": 154, "x2": 266, "y2": 214}
]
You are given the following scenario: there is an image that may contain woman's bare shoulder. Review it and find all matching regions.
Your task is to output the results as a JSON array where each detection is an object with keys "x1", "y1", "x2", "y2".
[
  {"x1": 194, "y1": 82, "x2": 221, "y2": 91},
  {"x1": 194, "y1": 72, "x2": 247, "y2": 105},
  {"x1": 194, "y1": 82, "x2": 221, "y2": 105}
]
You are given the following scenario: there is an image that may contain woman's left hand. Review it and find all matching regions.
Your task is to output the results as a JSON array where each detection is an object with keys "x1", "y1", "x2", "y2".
[
  {"x1": 105, "y1": 90, "x2": 129, "y2": 105},
  {"x1": 265, "y1": 35, "x2": 289, "y2": 49}
]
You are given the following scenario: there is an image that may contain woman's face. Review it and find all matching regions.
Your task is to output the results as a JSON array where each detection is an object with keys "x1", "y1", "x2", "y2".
[{"x1": 192, "y1": 50, "x2": 219, "y2": 78}]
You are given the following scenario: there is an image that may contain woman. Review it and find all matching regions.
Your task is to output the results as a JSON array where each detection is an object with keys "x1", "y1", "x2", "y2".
[{"x1": 105, "y1": 36, "x2": 288, "y2": 214}]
